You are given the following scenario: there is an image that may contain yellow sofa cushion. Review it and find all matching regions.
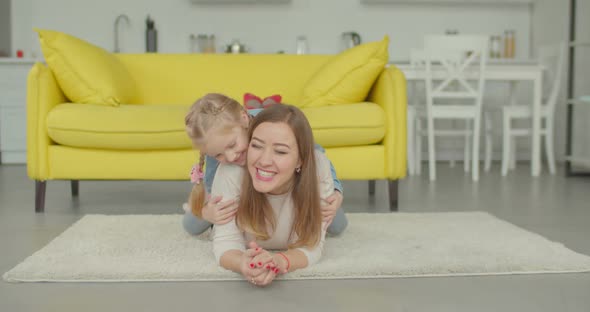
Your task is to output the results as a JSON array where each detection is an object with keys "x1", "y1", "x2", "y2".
[
  {"x1": 36, "y1": 29, "x2": 138, "y2": 106},
  {"x1": 47, "y1": 104, "x2": 190, "y2": 150},
  {"x1": 301, "y1": 36, "x2": 389, "y2": 108},
  {"x1": 303, "y1": 103, "x2": 385, "y2": 147},
  {"x1": 46, "y1": 103, "x2": 385, "y2": 150}
]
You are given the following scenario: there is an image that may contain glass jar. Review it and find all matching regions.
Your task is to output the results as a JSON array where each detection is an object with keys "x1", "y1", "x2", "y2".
[
  {"x1": 503, "y1": 30, "x2": 515, "y2": 59},
  {"x1": 490, "y1": 36, "x2": 502, "y2": 58},
  {"x1": 296, "y1": 36, "x2": 308, "y2": 55}
]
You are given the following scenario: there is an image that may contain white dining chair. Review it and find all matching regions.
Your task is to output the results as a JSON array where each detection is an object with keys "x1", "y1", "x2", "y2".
[
  {"x1": 498, "y1": 42, "x2": 566, "y2": 176},
  {"x1": 407, "y1": 49, "x2": 480, "y2": 175},
  {"x1": 411, "y1": 48, "x2": 487, "y2": 177},
  {"x1": 413, "y1": 35, "x2": 489, "y2": 181}
]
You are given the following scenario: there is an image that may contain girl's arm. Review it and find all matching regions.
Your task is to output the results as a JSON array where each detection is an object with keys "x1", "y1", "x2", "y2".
[
  {"x1": 203, "y1": 155, "x2": 220, "y2": 194},
  {"x1": 313, "y1": 144, "x2": 343, "y2": 194},
  {"x1": 199, "y1": 156, "x2": 238, "y2": 225},
  {"x1": 210, "y1": 164, "x2": 246, "y2": 266}
]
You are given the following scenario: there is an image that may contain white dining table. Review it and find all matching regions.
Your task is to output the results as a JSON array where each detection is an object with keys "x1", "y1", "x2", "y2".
[{"x1": 391, "y1": 60, "x2": 544, "y2": 177}]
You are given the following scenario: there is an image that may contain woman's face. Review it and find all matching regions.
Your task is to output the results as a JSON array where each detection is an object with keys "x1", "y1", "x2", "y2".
[{"x1": 247, "y1": 121, "x2": 301, "y2": 195}]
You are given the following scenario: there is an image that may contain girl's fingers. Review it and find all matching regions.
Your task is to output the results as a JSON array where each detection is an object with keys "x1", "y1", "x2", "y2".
[
  {"x1": 209, "y1": 195, "x2": 223, "y2": 205},
  {"x1": 217, "y1": 199, "x2": 237, "y2": 211},
  {"x1": 220, "y1": 207, "x2": 237, "y2": 219},
  {"x1": 218, "y1": 215, "x2": 236, "y2": 225},
  {"x1": 322, "y1": 210, "x2": 336, "y2": 217}
]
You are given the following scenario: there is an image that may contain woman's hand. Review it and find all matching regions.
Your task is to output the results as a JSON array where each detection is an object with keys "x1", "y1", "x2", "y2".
[
  {"x1": 321, "y1": 191, "x2": 343, "y2": 226},
  {"x1": 201, "y1": 195, "x2": 238, "y2": 225},
  {"x1": 241, "y1": 242, "x2": 279, "y2": 287}
]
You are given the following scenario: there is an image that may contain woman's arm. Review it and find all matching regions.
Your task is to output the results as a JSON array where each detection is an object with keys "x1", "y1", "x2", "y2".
[
  {"x1": 220, "y1": 250, "x2": 245, "y2": 273},
  {"x1": 270, "y1": 249, "x2": 309, "y2": 273}
]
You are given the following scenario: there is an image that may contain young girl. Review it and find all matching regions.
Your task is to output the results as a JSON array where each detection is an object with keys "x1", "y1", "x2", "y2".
[
  {"x1": 183, "y1": 93, "x2": 347, "y2": 236},
  {"x1": 212, "y1": 104, "x2": 332, "y2": 286}
]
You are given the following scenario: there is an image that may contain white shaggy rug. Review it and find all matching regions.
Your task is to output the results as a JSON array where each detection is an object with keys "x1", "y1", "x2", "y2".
[{"x1": 4, "y1": 212, "x2": 590, "y2": 282}]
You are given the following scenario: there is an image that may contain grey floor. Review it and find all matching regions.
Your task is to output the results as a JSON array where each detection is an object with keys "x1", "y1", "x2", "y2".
[{"x1": 1, "y1": 163, "x2": 589, "y2": 312}]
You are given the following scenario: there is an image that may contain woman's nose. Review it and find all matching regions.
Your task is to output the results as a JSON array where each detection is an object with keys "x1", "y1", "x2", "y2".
[{"x1": 258, "y1": 149, "x2": 273, "y2": 165}]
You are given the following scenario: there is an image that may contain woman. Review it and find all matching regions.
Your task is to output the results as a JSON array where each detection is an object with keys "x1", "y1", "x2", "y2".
[{"x1": 211, "y1": 104, "x2": 334, "y2": 287}]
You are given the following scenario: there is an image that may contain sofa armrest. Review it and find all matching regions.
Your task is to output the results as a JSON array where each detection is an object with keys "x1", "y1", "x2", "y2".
[
  {"x1": 27, "y1": 63, "x2": 66, "y2": 180},
  {"x1": 367, "y1": 65, "x2": 407, "y2": 179}
]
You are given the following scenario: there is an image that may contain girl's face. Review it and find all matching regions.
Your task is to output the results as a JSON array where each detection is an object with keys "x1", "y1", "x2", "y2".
[
  {"x1": 247, "y1": 122, "x2": 301, "y2": 195},
  {"x1": 198, "y1": 127, "x2": 248, "y2": 166}
]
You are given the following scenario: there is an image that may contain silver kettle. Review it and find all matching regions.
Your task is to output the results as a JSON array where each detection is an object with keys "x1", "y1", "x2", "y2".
[
  {"x1": 342, "y1": 32, "x2": 361, "y2": 50},
  {"x1": 225, "y1": 39, "x2": 247, "y2": 54}
]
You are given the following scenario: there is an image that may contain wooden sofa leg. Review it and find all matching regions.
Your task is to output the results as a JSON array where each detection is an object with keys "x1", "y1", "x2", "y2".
[
  {"x1": 388, "y1": 180, "x2": 398, "y2": 212},
  {"x1": 35, "y1": 180, "x2": 47, "y2": 213},
  {"x1": 71, "y1": 180, "x2": 79, "y2": 197},
  {"x1": 368, "y1": 180, "x2": 376, "y2": 196}
]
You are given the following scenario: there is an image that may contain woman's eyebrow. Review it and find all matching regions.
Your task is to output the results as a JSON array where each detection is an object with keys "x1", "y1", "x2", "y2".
[
  {"x1": 252, "y1": 136, "x2": 264, "y2": 143},
  {"x1": 252, "y1": 136, "x2": 290, "y2": 149}
]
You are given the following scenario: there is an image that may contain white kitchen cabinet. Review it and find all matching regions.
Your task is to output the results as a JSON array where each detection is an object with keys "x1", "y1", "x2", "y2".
[
  {"x1": 360, "y1": 0, "x2": 533, "y2": 5},
  {"x1": 0, "y1": 59, "x2": 35, "y2": 164}
]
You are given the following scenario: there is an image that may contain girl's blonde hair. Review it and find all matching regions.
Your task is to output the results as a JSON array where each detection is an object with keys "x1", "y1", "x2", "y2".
[
  {"x1": 185, "y1": 93, "x2": 244, "y2": 218},
  {"x1": 236, "y1": 104, "x2": 322, "y2": 249}
]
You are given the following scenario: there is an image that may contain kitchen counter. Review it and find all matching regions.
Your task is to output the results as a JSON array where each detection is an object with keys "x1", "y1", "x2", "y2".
[
  {"x1": 390, "y1": 58, "x2": 539, "y2": 66},
  {"x1": 0, "y1": 57, "x2": 39, "y2": 64}
]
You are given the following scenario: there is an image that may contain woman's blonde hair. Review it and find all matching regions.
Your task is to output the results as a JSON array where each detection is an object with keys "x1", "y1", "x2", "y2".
[
  {"x1": 236, "y1": 104, "x2": 322, "y2": 249},
  {"x1": 185, "y1": 93, "x2": 244, "y2": 218}
]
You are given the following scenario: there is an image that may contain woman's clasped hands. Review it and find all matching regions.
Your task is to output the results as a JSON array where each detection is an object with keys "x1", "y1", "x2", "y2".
[{"x1": 240, "y1": 241, "x2": 288, "y2": 287}]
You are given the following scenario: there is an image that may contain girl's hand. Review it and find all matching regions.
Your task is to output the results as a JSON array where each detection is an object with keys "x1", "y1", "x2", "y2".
[
  {"x1": 321, "y1": 191, "x2": 343, "y2": 225},
  {"x1": 201, "y1": 196, "x2": 238, "y2": 225}
]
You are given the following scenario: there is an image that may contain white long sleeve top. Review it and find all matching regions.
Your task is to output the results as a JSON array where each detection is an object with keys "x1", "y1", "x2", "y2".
[{"x1": 211, "y1": 151, "x2": 334, "y2": 266}]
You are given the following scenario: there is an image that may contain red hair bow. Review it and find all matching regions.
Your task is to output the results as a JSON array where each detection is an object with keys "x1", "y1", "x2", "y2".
[{"x1": 244, "y1": 93, "x2": 282, "y2": 110}]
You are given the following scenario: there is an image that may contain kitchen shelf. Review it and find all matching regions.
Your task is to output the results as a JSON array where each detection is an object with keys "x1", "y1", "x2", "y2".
[
  {"x1": 566, "y1": 156, "x2": 590, "y2": 167},
  {"x1": 190, "y1": 0, "x2": 290, "y2": 4},
  {"x1": 567, "y1": 97, "x2": 590, "y2": 106},
  {"x1": 569, "y1": 41, "x2": 590, "y2": 47},
  {"x1": 361, "y1": 0, "x2": 534, "y2": 5}
]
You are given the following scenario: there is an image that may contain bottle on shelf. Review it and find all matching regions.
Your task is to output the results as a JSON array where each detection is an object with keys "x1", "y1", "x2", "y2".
[
  {"x1": 146, "y1": 15, "x2": 158, "y2": 53},
  {"x1": 490, "y1": 35, "x2": 502, "y2": 59},
  {"x1": 503, "y1": 30, "x2": 515, "y2": 59}
]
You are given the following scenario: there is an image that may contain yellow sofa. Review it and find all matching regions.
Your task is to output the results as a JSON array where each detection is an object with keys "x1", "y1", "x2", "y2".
[{"x1": 27, "y1": 54, "x2": 407, "y2": 212}]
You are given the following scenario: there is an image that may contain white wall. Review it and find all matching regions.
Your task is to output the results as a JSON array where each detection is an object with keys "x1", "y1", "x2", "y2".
[
  {"x1": 0, "y1": 0, "x2": 11, "y2": 56},
  {"x1": 10, "y1": 0, "x2": 32, "y2": 58},
  {"x1": 10, "y1": 0, "x2": 531, "y2": 59}
]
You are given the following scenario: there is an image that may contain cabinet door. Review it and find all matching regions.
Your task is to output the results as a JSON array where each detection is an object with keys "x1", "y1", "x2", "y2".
[
  {"x1": 0, "y1": 106, "x2": 27, "y2": 152},
  {"x1": 0, "y1": 63, "x2": 31, "y2": 164}
]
